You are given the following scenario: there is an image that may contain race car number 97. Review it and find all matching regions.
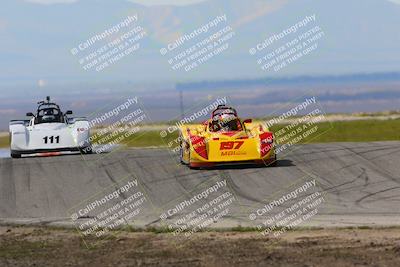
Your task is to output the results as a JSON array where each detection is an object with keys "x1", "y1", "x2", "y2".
[
  {"x1": 43, "y1": 136, "x2": 60, "y2": 144},
  {"x1": 220, "y1": 141, "x2": 244, "y2": 150}
]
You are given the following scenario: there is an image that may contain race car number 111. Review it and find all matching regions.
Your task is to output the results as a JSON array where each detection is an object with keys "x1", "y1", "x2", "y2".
[{"x1": 43, "y1": 136, "x2": 60, "y2": 144}]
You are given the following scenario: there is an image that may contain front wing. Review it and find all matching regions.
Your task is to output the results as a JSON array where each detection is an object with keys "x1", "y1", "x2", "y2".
[
  {"x1": 9, "y1": 122, "x2": 91, "y2": 157},
  {"x1": 179, "y1": 123, "x2": 277, "y2": 168},
  {"x1": 188, "y1": 143, "x2": 276, "y2": 167}
]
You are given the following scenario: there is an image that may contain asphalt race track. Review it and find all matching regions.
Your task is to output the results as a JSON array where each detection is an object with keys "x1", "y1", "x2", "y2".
[{"x1": 1, "y1": 142, "x2": 399, "y2": 229}]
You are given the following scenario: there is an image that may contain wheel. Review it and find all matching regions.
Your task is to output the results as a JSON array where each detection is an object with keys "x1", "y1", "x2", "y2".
[
  {"x1": 179, "y1": 141, "x2": 185, "y2": 164},
  {"x1": 80, "y1": 147, "x2": 92, "y2": 154},
  {"x1": 189, "y1": 165, "x2": 200, "y2": 170},
  {"x1": 10, "y1": 135, "x2": 21, "y2": 158},
  {"x1": 10, "y1": 151, "x2": 21, "y2": 158},
  {"x1": 270, "y1": 155, "x2": 278, "y2": 167},
  {"x1": 179, "y1": 140, "x2": 190, "y2": 165}
]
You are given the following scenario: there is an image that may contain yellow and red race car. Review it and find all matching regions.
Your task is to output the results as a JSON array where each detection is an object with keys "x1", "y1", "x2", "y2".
[{"x1": 179, "y1": 105, "x2": 277, "y2": 168}]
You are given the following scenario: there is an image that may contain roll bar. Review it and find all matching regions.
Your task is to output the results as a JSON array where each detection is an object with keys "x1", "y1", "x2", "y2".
[{"x1": 211, "y1": 105, "x2": 238, "y2": 118}]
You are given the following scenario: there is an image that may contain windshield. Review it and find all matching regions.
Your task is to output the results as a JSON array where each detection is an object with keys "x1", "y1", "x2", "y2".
[
  {"x1": 36, "y1": 108, "x2": 63, "y2": 124},
  {"x1": 209, "y1": 116, "x2": 243, "y2": 132}
]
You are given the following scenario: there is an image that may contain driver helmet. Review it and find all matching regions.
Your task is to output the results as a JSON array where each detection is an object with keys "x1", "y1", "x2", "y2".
[
  {"x1": 42, "y1": 109, "x2": 56, "y2": 121},
  {"x1": 220, "y1": 112, "x2": 236, "y2": 123}
]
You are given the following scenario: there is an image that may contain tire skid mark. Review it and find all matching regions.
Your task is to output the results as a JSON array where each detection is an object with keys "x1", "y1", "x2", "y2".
[{"x1": 355, "y1": 187, "x2": 400, "y2": 205}]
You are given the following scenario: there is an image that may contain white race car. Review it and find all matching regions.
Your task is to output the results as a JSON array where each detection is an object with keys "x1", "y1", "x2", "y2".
[{"x1": 9, "y1": 96, "x2": 92, "y2": 158}]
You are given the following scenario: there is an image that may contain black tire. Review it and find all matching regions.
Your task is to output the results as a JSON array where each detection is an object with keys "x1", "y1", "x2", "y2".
[
  {"x1": 179, "y1": 141, "x2": 185, "y2": 165},
  {"x1": 10, "y1": 151, "x2": 21, "y2": 158},
  {"x1": 80, "y1": 147, "x2": 92, "y2": 155},
  {"x1": 270, "y1": 155, "x2": 278, "y2": 167},
  {"x1": 189, "y1": 166, "x2": 199, "y2": 170},
  {"x1": 10, "y1": 135, "x2": 21, "y2": 158},
  {"x1": 180, "y1": 141, "x2": 191, "y2": 165},
  {"x1": 179, "y1": 147, "x2": 186, "y2": 165}
]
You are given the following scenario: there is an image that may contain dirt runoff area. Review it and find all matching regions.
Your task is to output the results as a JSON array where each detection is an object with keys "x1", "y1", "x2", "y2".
[{"x1": 1, "y1": 226, "x2": 400, "y2": 267}]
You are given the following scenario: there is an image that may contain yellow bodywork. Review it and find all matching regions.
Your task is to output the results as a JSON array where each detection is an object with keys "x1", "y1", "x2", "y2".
[{"x1": 179, "y1": 121, "x2": 276, "y2": 167}]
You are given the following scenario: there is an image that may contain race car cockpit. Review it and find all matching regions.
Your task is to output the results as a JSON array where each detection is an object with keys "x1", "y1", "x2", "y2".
[
  {"x1": 209, "y1": 105, "x2": 243, "y2": 132},
  {"x1": 36, "y1": 107, "x2": 63, "y2": 124},
  {"x1": 29, "y1": 96, "x2": 72, "y2": 125}
]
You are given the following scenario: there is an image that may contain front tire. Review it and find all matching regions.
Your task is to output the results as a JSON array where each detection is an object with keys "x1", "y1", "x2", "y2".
[
  {"x1": 10, "y1": 134, "x2": 21, "y2": 158},
  {"x1": 270, "y1": 154, "x2": 278, "y2": 167},
  {"x1": 179, "y1": 140, "x2": 190, "y2": 165},
  {"x1": 80, "y1": 147, "x2": 92, "y2": 154},
  {"x1": 10, "y1": 151, "x2": 21, "y2": 158}
]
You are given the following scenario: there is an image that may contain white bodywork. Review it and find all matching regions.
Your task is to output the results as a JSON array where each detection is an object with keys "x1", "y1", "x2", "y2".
[{"x1": 9, "y1": 117, "x2": 91, "y2": 156}]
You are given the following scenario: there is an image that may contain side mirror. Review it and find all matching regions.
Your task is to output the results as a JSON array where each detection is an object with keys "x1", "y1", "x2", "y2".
[
  {"x1": 243, "y1": 119, "x2": 252, "y2": 124},
  {"x1": 26, "y1": 112, "x2": 34, "y2": 117},
  {"x1": 65, "y1": 110, "x2": 73, "y2": 115}
]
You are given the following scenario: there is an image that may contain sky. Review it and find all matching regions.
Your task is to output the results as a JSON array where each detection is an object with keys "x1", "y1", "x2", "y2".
[
  {"x1": 1, "y1": 0, "x2": 400, "y2": 127},
  {"x1": 25, "y1": 0, "x2": 208, "y2": 5},
  {"x1": 24, "y1": 0, "x2": 400, "y2": 5},
  {"x1": 1, "y1": 0, "x2": 400, "y2": 84}
]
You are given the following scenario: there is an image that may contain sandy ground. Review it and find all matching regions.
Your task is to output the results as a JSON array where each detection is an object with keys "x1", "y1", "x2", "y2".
[{"x1": 1, "y1": 226, "x2": 400, "y2": 267}]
